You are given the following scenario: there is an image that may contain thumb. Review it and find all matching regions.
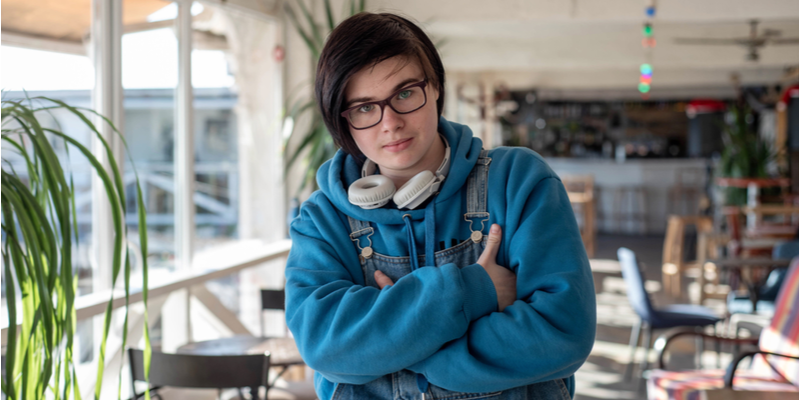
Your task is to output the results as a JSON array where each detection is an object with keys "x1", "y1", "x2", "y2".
[
  {"x1": 374, "y1": 270, "x2": 394, "y2": 289},
  {"x1": 478, "y1": 224, "x2": 502, "y2": 264}
]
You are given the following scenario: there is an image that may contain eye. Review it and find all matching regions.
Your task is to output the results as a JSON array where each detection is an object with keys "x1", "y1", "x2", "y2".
[
  {"x1": 397, "y1": 90, "x2": 412, "y2": 100},
  {"x1": 357, "y1": 104, "x2": 374, "y2": 113}
]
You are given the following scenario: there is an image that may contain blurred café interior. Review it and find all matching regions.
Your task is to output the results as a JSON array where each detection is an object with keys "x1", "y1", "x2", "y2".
[{"x1": 0, "y1": 0, "x2": 798, "y2": 399}]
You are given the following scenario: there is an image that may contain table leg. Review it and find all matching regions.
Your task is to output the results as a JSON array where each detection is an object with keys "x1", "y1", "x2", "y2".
[{"x1": 697, "y1": 234, "x2": 708, "y2": 305}]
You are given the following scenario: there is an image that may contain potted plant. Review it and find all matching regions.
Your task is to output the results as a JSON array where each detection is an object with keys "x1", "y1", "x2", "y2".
[
  {"x1": 715, "y1": 104, "x2": 781, "y2": 206},
  {"x1": 1, "y1": 96, "x2": 152, "y2": 399},
  {"x1": 282, "y1": 0, "x2": 366, "y2": 195}
]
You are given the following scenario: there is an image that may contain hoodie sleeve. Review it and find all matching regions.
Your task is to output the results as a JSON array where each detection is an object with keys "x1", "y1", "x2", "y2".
[
  {"x1": 407, "y1": 174, "x2": 597, "y2": 392},
  {"x1": 285, "y1": 198, "x2": 499, "y2": 383}
]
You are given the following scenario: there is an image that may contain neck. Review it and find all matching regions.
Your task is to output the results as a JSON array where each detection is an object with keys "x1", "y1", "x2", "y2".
[{"x1": 381, "y1": 135, "x2": 445, "y2": 189}]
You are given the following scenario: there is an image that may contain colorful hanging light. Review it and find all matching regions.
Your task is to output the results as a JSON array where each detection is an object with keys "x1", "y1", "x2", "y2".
[{"x1": 638, "y1": 1, "x2": 657, "y2": 97}]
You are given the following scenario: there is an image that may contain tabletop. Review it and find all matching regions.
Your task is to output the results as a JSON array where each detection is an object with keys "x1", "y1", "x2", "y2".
[
  {"x1": 177, "y1": 335, "x2": 304, "y2": 367},
  {"x1": 707, "y1": 258, "x2": 794, "y2": 268}
]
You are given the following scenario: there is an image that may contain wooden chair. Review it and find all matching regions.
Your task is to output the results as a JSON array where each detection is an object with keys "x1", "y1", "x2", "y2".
[
  {"x1": 561, "y1": 175, "x2": 596, "y2": 258},
  {"x1": 743, "y1": 204, "x2": 798, "y2": 239},
  {"x1": 722, "y1": 206, "x2": 787, "y2": 258},
  {"x1": 662, "y1": 215, "x2": 714, "y2": 298}
]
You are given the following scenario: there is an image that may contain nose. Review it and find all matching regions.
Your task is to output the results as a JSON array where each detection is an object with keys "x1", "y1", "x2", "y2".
[{"x1": 379, "y1": 104, "x2": 403, "y2": 132}]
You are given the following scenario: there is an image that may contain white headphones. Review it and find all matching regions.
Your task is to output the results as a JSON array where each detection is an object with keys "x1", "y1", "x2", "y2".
[{"x1": 348, "y1": 136, "x2": 451, "y2": 210}]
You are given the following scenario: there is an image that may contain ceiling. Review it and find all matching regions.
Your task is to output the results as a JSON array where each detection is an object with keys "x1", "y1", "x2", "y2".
[
  {"x1": 1, "y1": 0, "x2": 171, "y2": 43},
  {"x1": 2, "y1": 0, "x2": 797, "y2": 94},
  {"x1": 370, "y1": 0, "x2": 799, "y2": 93}
]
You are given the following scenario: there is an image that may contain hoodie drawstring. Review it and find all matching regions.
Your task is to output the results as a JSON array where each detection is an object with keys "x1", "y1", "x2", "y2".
[
  {"x1": 401, "y1": 200, "x2": 435, "y2": 395},
  {"x1": 402, "y1": 199, "x2": 437, "y2": 272},
  {"x1": 424, "y1": 200, "x2": 436, "y2": 268},
  {"x1": 402, "y1": 214, "x2": 419, "y2": 271}
]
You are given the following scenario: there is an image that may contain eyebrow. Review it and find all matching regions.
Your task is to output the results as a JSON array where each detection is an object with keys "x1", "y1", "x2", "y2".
[{"x1": 345, "y1": 77, "x2": 422, "y2": 108}]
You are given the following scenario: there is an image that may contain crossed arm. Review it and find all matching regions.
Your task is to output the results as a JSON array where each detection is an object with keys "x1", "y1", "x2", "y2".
[{"x1": 286, "y1": 178, "x2": 596, "y2": 389}]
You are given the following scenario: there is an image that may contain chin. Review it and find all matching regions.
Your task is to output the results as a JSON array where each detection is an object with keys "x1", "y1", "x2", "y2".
[{"x1": 381, "y1": 154, "x2": 418, "y2": 171}]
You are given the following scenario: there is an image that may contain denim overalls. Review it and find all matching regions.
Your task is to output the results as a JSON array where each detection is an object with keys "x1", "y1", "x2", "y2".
[{"x1": 338, "y1": 150, "x2": 572, "y2": 400}]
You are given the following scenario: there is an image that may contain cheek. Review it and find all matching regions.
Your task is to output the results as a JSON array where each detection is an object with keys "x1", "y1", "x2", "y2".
[{"x1": 350, "y1": 130, "x2": 375, "y2": 154}]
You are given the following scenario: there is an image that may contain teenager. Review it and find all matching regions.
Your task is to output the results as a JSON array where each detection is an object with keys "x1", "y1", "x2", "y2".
[{"x1": 285, "y1": 12, "x2": 596, "y2": 400}]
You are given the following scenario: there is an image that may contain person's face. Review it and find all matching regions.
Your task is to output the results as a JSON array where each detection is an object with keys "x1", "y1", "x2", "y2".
[{"x1": 344, "y1": 56, "x2": 440, "y2": 177}]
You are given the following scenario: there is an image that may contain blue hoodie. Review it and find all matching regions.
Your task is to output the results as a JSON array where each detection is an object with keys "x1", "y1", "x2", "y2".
[{"x1": 285, "y1": 116, "x2": 596, "y2": 400}]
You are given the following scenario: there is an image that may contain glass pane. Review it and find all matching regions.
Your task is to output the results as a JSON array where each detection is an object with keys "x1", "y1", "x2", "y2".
[
  {"x1": 122, "y1": 26, "x2": 178, "y2": 275},
  {"x1": 191, "y1": 2, "x2": 239, "y2": 255},
  {"x1": 1, "y1": 50, "x2": 95, "y2": 298}
]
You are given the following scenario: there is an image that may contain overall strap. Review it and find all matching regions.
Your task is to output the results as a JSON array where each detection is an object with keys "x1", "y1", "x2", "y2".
[
  {"x1": 464, "y1": 149, "x2": 491, "y2": 242},
  {"x1": 347, "y1": 216, "x2": 374, "y2": 259}
]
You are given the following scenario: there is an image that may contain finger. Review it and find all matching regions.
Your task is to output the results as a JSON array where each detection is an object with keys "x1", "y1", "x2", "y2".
[
  {"x1": 374, "y1": 270, "x2": 394, "y2": 289},
  {"x1": 478, "y1": 224, "x2": 503, "y2": 264}
]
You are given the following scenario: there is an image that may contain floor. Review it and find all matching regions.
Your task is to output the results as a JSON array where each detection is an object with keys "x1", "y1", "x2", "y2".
[
  {"x1": 166, "y1": 234, "x2": 735, "y2": 400},
  {"x1": 574, "y1": 234, "x2": 731, "y2": 400}
]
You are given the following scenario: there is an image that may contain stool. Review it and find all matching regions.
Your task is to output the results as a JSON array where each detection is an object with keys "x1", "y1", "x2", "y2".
[
  {"x1": 662, "y1": 215, "x2": 714, "y2": 298},
  {"x1": 613, "y1": 186, "x2": 647, "y2": 234},
  {"x1": 669, "y1": 168, "x2": 705, "y2": 215},
  {"x1": 561, "y1": 175, "x2": 596, "y2": 258},
  {"x1": 696, "y1": 231, "x2": 730, "y2": 304}
]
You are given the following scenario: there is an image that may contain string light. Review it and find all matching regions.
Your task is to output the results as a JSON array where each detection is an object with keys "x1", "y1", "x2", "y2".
[
  {"x1": 643, "y1": 23, "x2": 653, "y2": 37},
  {"x1": 638, "y1": 1, "x2": 657, "y2": 98}
]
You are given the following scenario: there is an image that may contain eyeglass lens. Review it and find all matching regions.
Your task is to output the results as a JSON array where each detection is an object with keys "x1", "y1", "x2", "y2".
[{"x1": 347, "y1": 85, "x2": 426, "y2": 129}]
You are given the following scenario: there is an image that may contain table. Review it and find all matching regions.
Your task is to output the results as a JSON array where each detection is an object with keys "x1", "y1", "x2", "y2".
[
  {"x1": 715, "y1": 177, "x2": 792, "y2": 231},
  {"x1": 177, "y1": 335, "x2": 305, "y2": 393},
  {"x1": 703, "y1": 257, "x2": 794, "y2": 312}
]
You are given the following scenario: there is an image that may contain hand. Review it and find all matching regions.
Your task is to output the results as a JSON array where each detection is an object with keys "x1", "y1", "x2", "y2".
[
  {"x1": 477, "y1": 224, "x2": 516, "y2": 312},
  {"x1": 375, "y1": 270, "x2": 394, "y2": 289}
]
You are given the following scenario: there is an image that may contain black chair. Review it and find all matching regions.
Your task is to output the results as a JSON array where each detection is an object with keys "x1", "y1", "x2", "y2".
[
  {"x1": 259, "y1": 288, "x2": 300, "y2": 395},
  {"x1": 260, "y1": 288, "x2": 286, "y2": 337},
  {"x1": 128, "y1": 348, "x2": 270, "y2": 400},
  {"x1": 726, "y1": 240, "x2": 799, "y2": 315},
  {"x1": 617, "y1": 247, "x2": 722, "y2": 383}
]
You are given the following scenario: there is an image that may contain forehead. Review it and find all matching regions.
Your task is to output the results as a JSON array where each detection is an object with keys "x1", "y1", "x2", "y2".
[{"x1": 344, "y1": 56, "x2": 423, "y2": 100}]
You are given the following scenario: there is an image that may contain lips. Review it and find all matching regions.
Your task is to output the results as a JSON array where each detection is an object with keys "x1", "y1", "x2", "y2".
[
  {"x1": 384, "y1": 138, "x2": 412, "y2": 147},
  {"x1": 383, "y1": 138, "x2": 413, "y2": 153}
]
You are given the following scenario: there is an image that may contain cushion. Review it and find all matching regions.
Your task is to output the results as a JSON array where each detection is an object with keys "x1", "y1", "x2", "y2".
[
  {"x1": 755, "y1": 258, "x2": 799, "y2": 385},
  {"x1": 647, "y1": 368, "x2": 797, "y2": 400}
]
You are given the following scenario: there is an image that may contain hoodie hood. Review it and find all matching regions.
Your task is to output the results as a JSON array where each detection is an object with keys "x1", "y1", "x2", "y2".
[{"x1": 317, "y1": 116, "x2": 484, "y2": 224}]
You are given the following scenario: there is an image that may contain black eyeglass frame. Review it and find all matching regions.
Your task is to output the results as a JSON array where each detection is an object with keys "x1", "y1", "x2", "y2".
[{"x1": 340, "y1": 79, "x2": 429, "y2": 130}]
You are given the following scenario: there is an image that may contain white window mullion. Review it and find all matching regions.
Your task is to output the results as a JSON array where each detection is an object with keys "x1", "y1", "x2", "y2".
[
  {"x1": 175, "y1": 0, "x2": 195, "y2": 271},
  {"x1": 91, "y1": 0, "x2": 124, "y2": 292}
]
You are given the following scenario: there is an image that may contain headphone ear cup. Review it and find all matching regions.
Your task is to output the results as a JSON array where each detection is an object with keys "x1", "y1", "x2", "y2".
[
  {"x1": 394, "y1": 170, "x2": 435, "y2": 209},
  {"x1": 349, "y1": 175, "x2": 396, "y2": 209}
]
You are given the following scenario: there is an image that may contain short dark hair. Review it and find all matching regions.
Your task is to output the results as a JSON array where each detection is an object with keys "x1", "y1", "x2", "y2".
[{"x1": 315, "y1": 12, "x2": 446, "y2": 157}]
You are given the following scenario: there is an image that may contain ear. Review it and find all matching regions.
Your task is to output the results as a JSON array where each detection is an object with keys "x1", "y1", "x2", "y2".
[{"x1": 431, "y1": 84, "x2": 440, "y2": 102}]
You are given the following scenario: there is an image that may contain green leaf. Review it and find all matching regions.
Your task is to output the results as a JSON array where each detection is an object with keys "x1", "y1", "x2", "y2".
[
  {"x1": 284, "y1": 3, "x2": 321, "y2": 60},
  {"x1": 2, "y1": 95, "x2": 150, "y2": 400},
  {"x1": 323, "y1": 0, "x2": 335, "y2": 31},
  {"x1": 296, "y1": 0, "x2": 323, "y2": 50}
]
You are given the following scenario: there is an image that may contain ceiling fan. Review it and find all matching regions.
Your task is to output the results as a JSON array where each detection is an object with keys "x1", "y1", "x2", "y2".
[{"x1": 674, "y1": 20, "x2": 798, "y2": 61}]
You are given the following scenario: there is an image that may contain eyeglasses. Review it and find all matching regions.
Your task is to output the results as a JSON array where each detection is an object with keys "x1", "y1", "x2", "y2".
[{"x1": 341, "y1": 79, "x2": 428, "y2": 130}]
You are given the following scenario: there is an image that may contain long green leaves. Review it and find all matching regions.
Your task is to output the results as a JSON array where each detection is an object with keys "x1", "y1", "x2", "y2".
[{"x1": 1, "y1": 96, "x2": 151, "y2": 400}]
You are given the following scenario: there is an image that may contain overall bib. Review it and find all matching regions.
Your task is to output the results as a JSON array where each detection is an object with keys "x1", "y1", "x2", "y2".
[{"x1": 339, "y1": 150, "x2": 572, "y2": 400}]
